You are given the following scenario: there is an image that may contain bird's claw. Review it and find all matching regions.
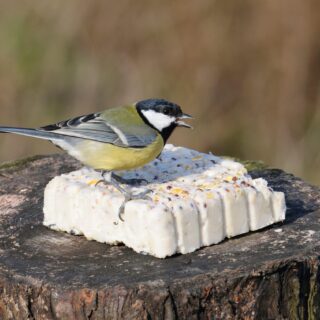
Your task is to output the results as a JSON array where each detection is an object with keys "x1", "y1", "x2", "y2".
[
  {"x1": 112, "y1": 174, "x2": 149, "y2": 186},
  {"x1": 128, "y1": 189, "x2": 152, "y2": 200},
  {"x1": 118, "y1": 189, "x2": 153, "y2": 222},
  {"x1": 95, "y1": 179, "x2": 107, "y2": 187},
  {"x1": 94, "y1": 172, "x2": 152, "y2": 222}
]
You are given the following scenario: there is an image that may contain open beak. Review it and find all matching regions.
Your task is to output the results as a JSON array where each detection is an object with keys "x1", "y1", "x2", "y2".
[{"x1": 176, "y1": 113, "x2": 193, "y2": 129}]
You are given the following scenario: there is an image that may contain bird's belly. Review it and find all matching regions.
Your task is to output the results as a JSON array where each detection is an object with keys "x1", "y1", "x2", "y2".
[{"x1": 77, "y1": 135, "x2": 164, "y2": 171}]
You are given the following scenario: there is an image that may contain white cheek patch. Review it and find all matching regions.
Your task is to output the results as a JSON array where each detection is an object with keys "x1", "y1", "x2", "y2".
[{"x1": 142, "y1": 110, "x2": 175, "y2": 131}]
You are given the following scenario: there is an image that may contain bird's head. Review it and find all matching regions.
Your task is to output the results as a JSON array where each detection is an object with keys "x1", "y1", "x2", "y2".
[{"x1": 136, "y1": 98, "x2": 192, "y2": 141}]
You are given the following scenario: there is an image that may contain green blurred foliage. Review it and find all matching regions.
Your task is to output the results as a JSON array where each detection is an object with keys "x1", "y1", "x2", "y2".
[{"x1": 0, "y1": 1, "x2": 319, "y2": 184}]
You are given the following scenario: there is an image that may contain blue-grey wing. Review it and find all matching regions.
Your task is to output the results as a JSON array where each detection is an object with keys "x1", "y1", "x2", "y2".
[{"x1": 39, "y1": 112, "x2": 157, "y2": 148}]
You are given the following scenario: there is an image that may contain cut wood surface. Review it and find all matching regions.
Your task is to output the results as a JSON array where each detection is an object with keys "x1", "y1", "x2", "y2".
[{"x1": 0, "y1": 154, "x2": 319, "y2": 319}]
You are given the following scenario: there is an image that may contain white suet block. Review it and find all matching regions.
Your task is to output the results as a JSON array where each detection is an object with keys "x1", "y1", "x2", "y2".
[{"x1": 43, "y1": 145, "x2": 286, "y2": 258}]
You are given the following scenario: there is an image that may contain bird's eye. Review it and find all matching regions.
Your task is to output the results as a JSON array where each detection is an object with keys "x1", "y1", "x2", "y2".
[{"x1": 163, "y1": 107, "x2": 170, "y2": 115}]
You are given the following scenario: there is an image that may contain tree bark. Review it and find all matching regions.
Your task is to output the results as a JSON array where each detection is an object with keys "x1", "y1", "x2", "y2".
[{"x1": 0, "y1": 154, "x2": 319, "y2": 319}]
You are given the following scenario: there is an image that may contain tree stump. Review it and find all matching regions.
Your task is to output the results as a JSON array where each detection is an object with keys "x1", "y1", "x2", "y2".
[{"x1": 0, "y1": 154, "x2": 319, "y2": 319}]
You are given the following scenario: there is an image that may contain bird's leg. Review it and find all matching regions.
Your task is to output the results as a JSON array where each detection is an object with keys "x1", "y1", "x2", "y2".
[
  {"x1": 95, "y1": 171, "x2": 128, "y2": 194},
  {"x1": 107, "y1": 172, "x2": 152, "y2": 202},
  {"x1": 111, "y1": 173, "x2": 149, "y2": 186},
  {"x1": 95, "y1": 171, "x2": 152, "y2": 221},
  {"x1": 95, "y1": 170, "x2": 111, "y2": 188}
]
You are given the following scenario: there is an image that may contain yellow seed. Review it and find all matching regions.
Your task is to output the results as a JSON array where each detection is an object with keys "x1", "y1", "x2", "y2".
[
  {"x1": 172, "y1": 188, "x2": 188, "y2": 194},
  {"x1": 170, "y1": 188, "x2": 189, "y2": 197},
  {"x1": 198, "y1": 182, "x2": 219, "y2": 189},
  {"x1": 87, "y1": 179, "x2": 99, "y2": 186}
]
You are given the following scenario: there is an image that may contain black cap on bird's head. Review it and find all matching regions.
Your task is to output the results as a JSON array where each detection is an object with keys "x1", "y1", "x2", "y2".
[{"x1": 136, "y1": 98, "x2": 192, "y2": 142}]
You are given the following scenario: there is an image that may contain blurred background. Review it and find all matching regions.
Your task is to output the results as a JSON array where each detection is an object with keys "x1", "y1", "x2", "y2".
[{"x1": 0, "y1": 1, "x2": 319, "y2": 184}]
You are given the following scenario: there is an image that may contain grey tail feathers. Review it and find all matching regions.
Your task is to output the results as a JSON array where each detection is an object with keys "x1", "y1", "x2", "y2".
[{"x1": 0, "y1": 127, "x2": 62, "y2": 141}]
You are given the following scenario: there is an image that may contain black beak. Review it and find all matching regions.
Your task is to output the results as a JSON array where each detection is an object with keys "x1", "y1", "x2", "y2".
[{"x1": 176, "y1": 113, "x2": 193, "y2": 128}]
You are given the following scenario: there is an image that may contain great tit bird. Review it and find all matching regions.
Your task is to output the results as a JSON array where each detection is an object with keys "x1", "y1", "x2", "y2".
[{"x1": 0, "y1": 98, "x2": 192, "y2": 219}]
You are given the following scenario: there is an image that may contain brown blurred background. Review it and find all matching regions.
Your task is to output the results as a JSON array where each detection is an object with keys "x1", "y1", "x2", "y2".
[{"x1": 0, "y1": 1, "x2": 319, "y2": 184}]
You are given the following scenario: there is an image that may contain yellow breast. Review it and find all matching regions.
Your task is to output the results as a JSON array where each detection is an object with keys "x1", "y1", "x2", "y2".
[{"x1": 77, "y1": 134, "x2": 164, "y2": 171}]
